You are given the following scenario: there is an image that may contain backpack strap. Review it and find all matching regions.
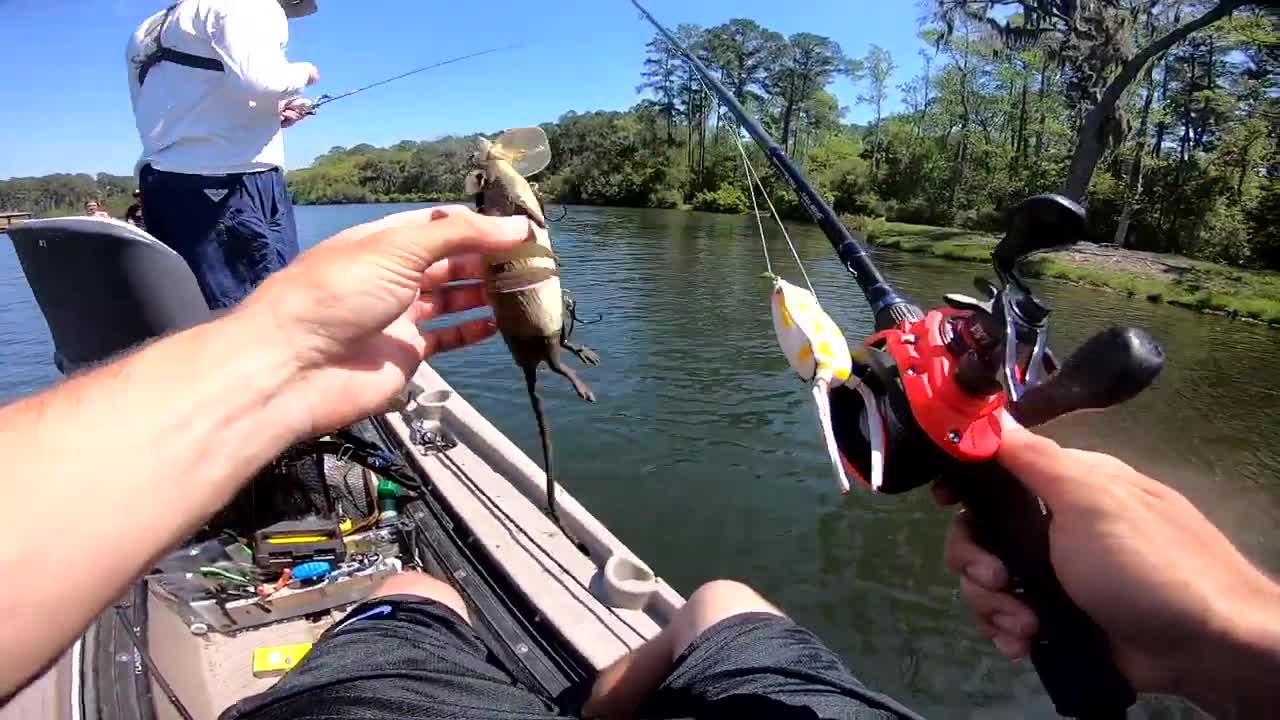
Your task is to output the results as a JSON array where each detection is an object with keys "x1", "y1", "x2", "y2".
[{"x1": 137, "y1": 2, "x2": 225, "y2": 86}]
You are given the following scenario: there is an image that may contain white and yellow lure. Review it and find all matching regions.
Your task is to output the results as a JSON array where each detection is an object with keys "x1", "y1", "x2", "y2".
[{"x1": 770, "y1": 277, "x2": 883, "y2": 493}]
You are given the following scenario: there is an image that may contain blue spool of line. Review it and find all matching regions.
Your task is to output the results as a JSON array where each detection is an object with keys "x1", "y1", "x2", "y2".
[{"x1": 291, "y1": 561, "x2": 332, "y2": 582}]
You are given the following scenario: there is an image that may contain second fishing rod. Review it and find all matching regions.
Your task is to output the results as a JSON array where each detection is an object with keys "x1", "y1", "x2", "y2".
[{"x1": 298, "y1": 45, "x2": 518, "y2": 114}]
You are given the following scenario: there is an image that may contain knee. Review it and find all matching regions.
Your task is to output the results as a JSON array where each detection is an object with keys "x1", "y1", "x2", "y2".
[
  {"x1": 373, "y1": 571, "x2": 470, "y2": 624},
  {"x1": 670, "y1": 580, "x2": 783, "y2": 657},
  {"x1": 686, "y1": 580, "x2": 782, "y2": 620}
]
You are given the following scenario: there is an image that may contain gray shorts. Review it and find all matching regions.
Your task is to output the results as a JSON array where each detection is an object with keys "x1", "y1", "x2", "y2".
[{"x1": 220, "y1": 595, "x2": 922, "y2": 719}]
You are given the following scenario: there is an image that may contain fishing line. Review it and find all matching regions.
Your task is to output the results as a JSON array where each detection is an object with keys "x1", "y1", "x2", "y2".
[
  {"x1": 738, "y1": 134, "x2": 817, "y2": 297},
  {"x1": 688, "y1": 65, "x2": 818, "y2": 298},
  {"x1": 738, "y1": 131, "x2": 773, "y2": 277},
  {"x1": 632, "y1": 0, "x2": 912, "y2": 326},
  {"x1": 689, "y1": 73, "x2": 778, "y2": 277},
  {"x1": 310, "y1": 45, "x2": 519, "y2": 110},
  {"x1": 535, "y1": 187, "x2": 569, "y2": 222}
]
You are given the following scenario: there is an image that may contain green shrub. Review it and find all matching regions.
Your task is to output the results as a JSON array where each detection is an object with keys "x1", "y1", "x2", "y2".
[
  {"x1": 1245, "y1": 180, "x2": 1280, "y2": 270},
  {"x1": 969, "y1": 207, "x2": 1005, "y2": 232},
  {"x1": 648, "y1": 188, "x2": 683, "y2": 209},
  {"x1": 841, "y1": 214, "x2": 888, "y2": 241},
  {"x1": 870, "y1": 198, "x2": 899, "y2": 220},
  {"x1": 771, "y1": 188, "x2": 839, "y2": 221},
  {"x1": 1195, "y1": 202, "x2": 1253, "y2": 266},
  {"x1": 1083, "y1": 170, "x2": 1125, "y2": 240},
  {"x1": 536, "y1": 174, "x2": 573, "y2": 204},
  {"x1": 892, "y1": 200, "x2": 955, "y2": 227},
  {"x1": 691, "y1": 184, "x2": 750, "y2": 214}
]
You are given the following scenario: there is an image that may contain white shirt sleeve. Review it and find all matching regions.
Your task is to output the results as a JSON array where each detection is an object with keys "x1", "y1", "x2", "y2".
[{"x1": 207, "y1": 1, "x2": 311, "y2": 98}]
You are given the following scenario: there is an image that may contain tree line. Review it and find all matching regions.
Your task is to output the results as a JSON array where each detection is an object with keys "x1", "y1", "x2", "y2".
[
  {"x1": 287, "y1": 1, "x2": 1278, "y2": 268},
  {"x1": 0, "y1": 173, "x2": 136, "y2": 219},
  {"x1": 4, "y1": 2, "x2": 1276, "y2": 269}
]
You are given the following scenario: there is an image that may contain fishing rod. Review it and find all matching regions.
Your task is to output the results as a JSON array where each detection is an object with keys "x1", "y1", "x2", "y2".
[
  {"x1": 306, "y1": 45, "x2": 518, "y2": 112},
  {"x1": 631, "y1": 2, "x2": 1165, "y2": 718}
]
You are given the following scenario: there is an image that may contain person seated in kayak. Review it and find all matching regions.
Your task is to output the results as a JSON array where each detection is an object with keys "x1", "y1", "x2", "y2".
[
  {"x1": 124, "y1": 189, "x2": 145, "y2": 229},
  {"x1": 125, "y1": 0, "x2": 320, "y2": 311},
  {"x1": 0, "y1": 206, "x2": 1275, "y2": 719}
]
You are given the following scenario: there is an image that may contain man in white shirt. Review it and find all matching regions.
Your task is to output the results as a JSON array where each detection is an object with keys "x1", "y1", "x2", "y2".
[{"x1": 125, "y1": 0, "x2": 320, "y2": 310}]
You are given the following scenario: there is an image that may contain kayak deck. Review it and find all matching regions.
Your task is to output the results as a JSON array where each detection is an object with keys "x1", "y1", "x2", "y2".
[
  {"x1": 384, "y1": 363, "x2": 682, "y2": 668},
  {"x1": 146, "y1": 598, "x2": 349, "y2": 720}
]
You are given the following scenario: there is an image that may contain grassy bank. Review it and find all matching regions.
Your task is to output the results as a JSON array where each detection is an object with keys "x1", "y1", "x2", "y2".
[{"x1": 853, "y1": 221, "x2": 1280, "y2": 326}]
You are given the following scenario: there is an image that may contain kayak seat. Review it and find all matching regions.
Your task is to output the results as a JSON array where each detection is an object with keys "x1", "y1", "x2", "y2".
[{"x1": 7, "y1": 216, "x2": 211, "y2": 374}]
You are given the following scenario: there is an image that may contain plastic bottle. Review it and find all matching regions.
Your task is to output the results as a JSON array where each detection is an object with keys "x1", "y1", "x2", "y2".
[{"x1": 376, "y1": 479, "x2": 402, "y2": 526}]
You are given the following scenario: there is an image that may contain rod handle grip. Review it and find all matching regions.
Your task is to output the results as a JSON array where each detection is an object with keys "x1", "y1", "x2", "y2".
[{"x1": 956, "y1": 463, "x2": 1135, "y2": 718}]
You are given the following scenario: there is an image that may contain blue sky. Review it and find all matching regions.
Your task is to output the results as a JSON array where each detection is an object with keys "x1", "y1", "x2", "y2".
[{"x1": 0, "y1": 0, "x2": 932, "y2": 179}]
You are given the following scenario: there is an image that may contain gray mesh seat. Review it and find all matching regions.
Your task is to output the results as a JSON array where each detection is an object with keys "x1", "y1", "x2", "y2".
[{"x1": 7, "y1": 217, "x2": 211, "y2": 373}]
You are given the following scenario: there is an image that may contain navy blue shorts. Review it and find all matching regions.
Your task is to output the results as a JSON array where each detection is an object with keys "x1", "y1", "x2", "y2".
[
  {"x1": 219, "y1": 596, "x2": 922, "y2": 719},
  {"x1": 140, "y1": 165, "x2": 299, "y2": 310}
]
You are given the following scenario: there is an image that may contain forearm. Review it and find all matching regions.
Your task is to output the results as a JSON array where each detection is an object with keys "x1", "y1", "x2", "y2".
[
  {"x1": 0, "y1": 309, "x2": 304, "y2": 697},
  {"x1": 1184, "y1": 574, "x2": 1280, "y2": 719},
  {"x1": 226, "y1": 52, "x2": 310, "y2": 97},
  {"x1": 237, "y1": 60, "x2": 309, "y2": 97}
]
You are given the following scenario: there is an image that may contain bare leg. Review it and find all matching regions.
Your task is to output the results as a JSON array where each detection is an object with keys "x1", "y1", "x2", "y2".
[
  {"x1": 372, "y1": 571, "x2": 470, "y2": 624},
  {"x1": 583, "y1": 580, "x2": 783, "y2": 717},
  {"x1": 669, "y1": 580, "x2": 784, "y2": 657},
  {"x1": 545, "y1": 341, "x2": 595, "y2": 402}
]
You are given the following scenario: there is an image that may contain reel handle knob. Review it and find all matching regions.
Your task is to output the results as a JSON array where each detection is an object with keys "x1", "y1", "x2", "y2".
[
  {"x1": 994, "y1": 194, "x2": 1088, "y2": 276},
  {"x1": 1010, "y1": 327, "x2": 1165, "y2": 427},
  {"x1": 956, "y1": 464, "x2": 1136, "y2": 718}
]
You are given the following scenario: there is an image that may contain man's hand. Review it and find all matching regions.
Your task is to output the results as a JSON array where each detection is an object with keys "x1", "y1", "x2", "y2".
[
  {"x1": 280, "y1": 97, "x2": 313, "y2": 128},
  {"x1": 298, "y1": 61, "x2": 320, "y2": 86},
  {"x1": 0, "y1": 206, "x2": 528, "y2": 698},
  {"x1": 937, "y1": 427, "x2": 1280, "y2": 715},
  {"x1": 243, "y1": 205, "x2": 530, "y2": 436}
]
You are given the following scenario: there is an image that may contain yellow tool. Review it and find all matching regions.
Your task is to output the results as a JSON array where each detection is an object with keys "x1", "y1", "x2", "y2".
[
  {"x1": 251, "y1": 643, "x2": 313, "y2": 677},
  {"x1": 253, "y1": 518, "x2": 345, "y2": 569}
]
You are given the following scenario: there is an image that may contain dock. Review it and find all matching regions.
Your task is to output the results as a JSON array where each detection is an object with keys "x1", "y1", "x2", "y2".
[{"x1": 1, "y1": 211, "x2": 32, "y2": 230}]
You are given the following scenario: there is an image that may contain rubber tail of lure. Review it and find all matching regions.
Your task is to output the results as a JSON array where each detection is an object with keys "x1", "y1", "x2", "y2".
[
  {"x1": 853, "y1": 380, "x2": 885, "y2": 492},
  {"x1": 811, "y1": 379, "x2": 850, "y2": 493},
  {"x1": 770, "y1": 277, "x2": 854, "y2": 494}
]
